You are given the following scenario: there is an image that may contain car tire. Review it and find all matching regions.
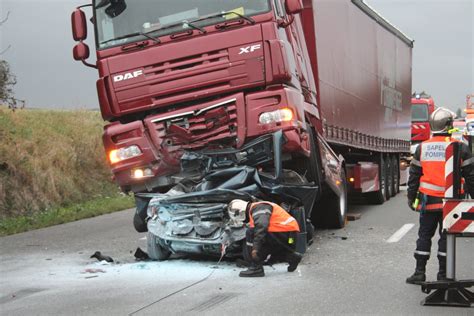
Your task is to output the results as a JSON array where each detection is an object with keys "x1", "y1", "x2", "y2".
[{"x1": 147, "y1": 233, "x2": 171, "y2": 261}]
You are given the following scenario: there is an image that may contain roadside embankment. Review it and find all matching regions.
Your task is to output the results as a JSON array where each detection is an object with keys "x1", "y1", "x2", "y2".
[{"x1": 0, "y1": 106, "x2": 133, "y2": 235}]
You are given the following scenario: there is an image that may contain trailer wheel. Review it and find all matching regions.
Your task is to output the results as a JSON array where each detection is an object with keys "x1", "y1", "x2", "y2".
[
  {"x1": 147, "y1": 233, "x2": 171, "y2": 261},
  {"x1": 385, "y1": 154, "x2": 393, "y2": 200},
  {"x1": 313, "y1": 170, "x2": 348, "y2": 229},
  {"x1": 367, "y1": 154, "x2": 386, "y2": 205},
  {"x1": 391, "y1": 155, "x2": 400, "y2": 196}
]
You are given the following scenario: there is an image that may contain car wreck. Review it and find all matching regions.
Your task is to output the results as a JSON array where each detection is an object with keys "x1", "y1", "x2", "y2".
[{"x1": 136, "y1": 133, "x2": 318, "y2": 260}]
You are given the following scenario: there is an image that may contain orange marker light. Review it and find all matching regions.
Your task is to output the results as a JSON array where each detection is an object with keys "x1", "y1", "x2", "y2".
[
  {"x1": 109, "y1": 150, "x2": 120, "y2": 164},
  {"x1": 279, "y1": 108, "x2": 294, "y2": 122}
]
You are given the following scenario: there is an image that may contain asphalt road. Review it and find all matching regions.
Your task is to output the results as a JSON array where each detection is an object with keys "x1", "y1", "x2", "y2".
[{"x1": 1, "y1": 188, "x2": 473, "y2": 315}]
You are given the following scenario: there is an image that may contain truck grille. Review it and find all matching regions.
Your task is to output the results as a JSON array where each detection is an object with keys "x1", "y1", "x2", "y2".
[
  {"x1": 147, "y1": 97, "x2": 239, "y2": 151},
  {"x1": 142, "y1": 49, "x2": 246, "y2": 106}
]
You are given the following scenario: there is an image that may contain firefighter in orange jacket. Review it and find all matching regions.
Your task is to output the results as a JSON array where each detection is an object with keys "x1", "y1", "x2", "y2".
[
  {"x1": 406, "y1": 108, "x2": 474, "y2": 284},
  {"x1": 228, "y1": 199, "x2": 302, "y2": 277}
]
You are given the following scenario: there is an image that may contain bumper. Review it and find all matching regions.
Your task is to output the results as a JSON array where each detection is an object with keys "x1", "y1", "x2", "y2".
[{"x1": 103, "y1": 88, "x2": 308, "y2": 192}]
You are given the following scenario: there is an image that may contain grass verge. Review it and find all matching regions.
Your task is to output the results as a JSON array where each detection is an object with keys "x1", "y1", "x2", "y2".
[{"x1": 0, "y1": 194, "x2": 134, "y2": 237}]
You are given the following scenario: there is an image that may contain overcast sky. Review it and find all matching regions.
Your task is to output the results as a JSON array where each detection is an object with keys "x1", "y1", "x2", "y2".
[{"x1": 1, "y1": 0, "x2": 473, "y2": 111}]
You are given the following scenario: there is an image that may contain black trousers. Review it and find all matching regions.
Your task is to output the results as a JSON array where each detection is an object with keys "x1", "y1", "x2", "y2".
[
  {"x1": 414, "y1": 211, "x2": 447, "y2": 262},
  {"x1": 244, "y1": 228, "x2": 296, "y2": 265}
]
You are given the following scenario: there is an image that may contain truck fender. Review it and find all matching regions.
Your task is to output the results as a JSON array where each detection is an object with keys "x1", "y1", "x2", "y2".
[{"x1": 317, "y1": 135, "x2": 345, "y2": 197}]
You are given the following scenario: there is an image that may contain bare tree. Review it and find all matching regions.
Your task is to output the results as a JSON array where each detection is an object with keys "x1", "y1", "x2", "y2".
[
  {"x1": 0, "y1": 60, "x2": 24, "y2": 110},
  {"x1": 0, "y1": 11, "x2": 11, "y2": 55},
  {"x1": 0, "y1": 11, "x2": 24, "y2": 110}
]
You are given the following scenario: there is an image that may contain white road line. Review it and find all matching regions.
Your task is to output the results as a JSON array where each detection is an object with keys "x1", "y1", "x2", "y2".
[{"x1": 386, "y1": 223, "x2": 415, "y2": 243}]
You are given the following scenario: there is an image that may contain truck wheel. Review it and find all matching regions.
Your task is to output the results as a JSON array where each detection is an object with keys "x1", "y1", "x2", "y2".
[
  {"x1": 385, "y1": 154, "x2": 393, "y2": 201},
  {"x1": 391, "y1": 155, "x2": 399, "y2": 196},
  {"x1": 313, "y1": 170, "x2": 348, "y2": 229},
  {"x1": 147, "y1": 233, "x2": 171, "y2": 261},
  {"x1": 367, "y1": 154, "x2": 386, "y2": 205}
]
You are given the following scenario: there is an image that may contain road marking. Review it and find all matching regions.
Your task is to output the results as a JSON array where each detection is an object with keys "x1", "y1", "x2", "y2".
[
  {"x1": 139, "y1": 236, "x2": 146, "y2": 240},
  {"x1": 386, "y1": 223, "x2": 415, "y2": 243}
]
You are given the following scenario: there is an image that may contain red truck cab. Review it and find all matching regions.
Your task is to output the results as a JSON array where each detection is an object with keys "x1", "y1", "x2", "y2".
[{"x1": 411, "y1": 92, "x2": 435, "y2": 150}]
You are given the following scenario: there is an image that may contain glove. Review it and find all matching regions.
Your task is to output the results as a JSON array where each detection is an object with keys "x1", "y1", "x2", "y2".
[{"x1": 408, "y1": 199, "x2": 415, "y2": 211}]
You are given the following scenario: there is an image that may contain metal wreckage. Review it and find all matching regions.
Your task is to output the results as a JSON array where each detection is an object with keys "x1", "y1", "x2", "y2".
[{"x1": 134, "y1": 132, "x2": 318, "y2": 260}]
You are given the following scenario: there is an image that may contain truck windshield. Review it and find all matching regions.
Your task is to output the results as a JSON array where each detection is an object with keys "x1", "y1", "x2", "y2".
[
  {"x1": 411, "y1": 103, "x2": 429, "y2": 122},
  {"x1": 94, "y1": 0, "x2": 272, "y2": 49}
]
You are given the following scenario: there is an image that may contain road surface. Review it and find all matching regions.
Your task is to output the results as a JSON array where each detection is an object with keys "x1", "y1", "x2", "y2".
[{"x1": 1, "y1": 189, "x2": 473, "y2": 315}]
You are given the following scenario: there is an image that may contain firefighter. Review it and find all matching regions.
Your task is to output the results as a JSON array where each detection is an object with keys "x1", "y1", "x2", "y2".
[
  {"x1": 228, "y1": 199, "x2": 303, "y2": 277},
  {"x1": 406, "y1": 107, "x2": 474, "y2": 284}
]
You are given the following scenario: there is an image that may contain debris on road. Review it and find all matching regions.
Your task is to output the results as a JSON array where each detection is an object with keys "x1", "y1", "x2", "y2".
[
  {"x1": 81, "y1": 268, "x2": 106, "y2": 274},
  {"x1": 134, "y1": 247, "x2": 150, "y2": 261},
  {"x1": 90, "y1": 251, "x2": 114, "y2": 263},
  {"x1": 347, "y1": 213, "x2": 362, "y2": 221}
]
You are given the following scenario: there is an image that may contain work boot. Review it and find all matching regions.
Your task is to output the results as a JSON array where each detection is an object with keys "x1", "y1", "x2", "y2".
[
  {"x1": 437, "y1": 256, "x2": 447, "y2": 281},
  {"x1": 437, "y1": 271, "x2": 447, "y2": 281},
  {"x1": 406, "y1": 269, "x2": 426, "y2": 285},
  {"x1": 239, "y1": 265, "x2": 264, "y2": 277},
  {"x1": 287, "y1": 252, "x2": 302, "y2": 272}
]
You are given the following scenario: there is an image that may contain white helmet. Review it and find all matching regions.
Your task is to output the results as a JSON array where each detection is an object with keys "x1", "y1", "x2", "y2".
[
  {"x1": 430, "y1": 107, "x2": 455, "y2": 133},
  {"x1": 227, "y1": 199, "x2": 249, "y2": 226}
]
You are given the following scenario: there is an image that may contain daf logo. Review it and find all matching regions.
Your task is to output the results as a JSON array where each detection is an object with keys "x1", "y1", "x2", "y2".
[
  {"x1": 113, "y1": 70, "x2": 143, "y2": 82},
  {"x1": 239, "y1": 44, "x2": 261, "y2": 55}
]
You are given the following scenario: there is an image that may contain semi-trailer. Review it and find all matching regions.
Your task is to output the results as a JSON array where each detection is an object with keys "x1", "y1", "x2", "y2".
[{"x1": 71, "y1": 0, "x2": 413, "y2": 258}]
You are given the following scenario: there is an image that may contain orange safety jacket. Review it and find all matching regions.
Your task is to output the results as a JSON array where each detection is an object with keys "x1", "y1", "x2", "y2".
[
  {"x1": 418, "y1": 135, "x2": 464, "y2": 198},
  {"x1": 249, "y1": 202, "x2": 300, "y2": 233}
]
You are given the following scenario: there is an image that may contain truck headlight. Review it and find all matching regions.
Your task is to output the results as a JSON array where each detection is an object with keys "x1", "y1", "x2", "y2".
[
  {"x1": 259, "y1": 108, "x2": 294, "y2": 125},
  {"x1": 109, "y1": 145, "x2": 142, "y2": 164}
]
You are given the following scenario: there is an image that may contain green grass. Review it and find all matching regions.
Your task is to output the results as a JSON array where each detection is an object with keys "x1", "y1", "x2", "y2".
[
  {"x1": 0, "y1": 106, "x2": 120, "y2": 218},
  {"x1": 0, "y1": 106, "x2": 135, "y2": 234},
  {"x1": 0, "y1": 194, "x2": 134, "y2": 236}
]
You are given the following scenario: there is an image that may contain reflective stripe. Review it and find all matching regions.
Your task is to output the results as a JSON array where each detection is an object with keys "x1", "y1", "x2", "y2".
[
  {"x1": 246, "y1": 242, "x2": 254, "y2": 247},
  {"x1": 252, "y1": 209, "x2": 272, "y2": 217},
  {"x1": 437, "y1": 251, "x2": 447, "y2": 257},
  {"x1": 414, "y1": 250, "x2": 430, "y2": 256},
  {"x1": 280, "y1": 217, "x2": 296, "y2": 225},
  {"x1": 420, "y1": 182, "x2": 445, "y2": 192},
  {"x1": 411, "y1": 159, "x2": 421, "y2": 167},
  {"x1": 462, "y1": 157, "x2": 474, "y2": 167}
]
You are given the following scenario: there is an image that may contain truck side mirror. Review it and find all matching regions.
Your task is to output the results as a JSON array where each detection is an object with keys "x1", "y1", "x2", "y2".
[
  {"x1": 73, "y1": 42, "x2": 90, "y2": 61},
  {"x1": 285, "y1": 0, "x2": 303, "y2": 15},
  {"x1": 71, "y1": 9, "x2": 87, "y2": 41}
]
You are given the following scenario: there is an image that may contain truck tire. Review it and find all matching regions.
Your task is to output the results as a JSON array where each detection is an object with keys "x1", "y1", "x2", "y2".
[
  {"x1": 313, "y1": 170, "x2": 348, "y2": 229},
  {"x1": 367, "y1": 154, "x2": 386, "y2": 205},
  {"x1": 385, "y1": 154, "x2": 393, "y2": 201},
  {"x1": 391, "y1": 155, "x2": 400, "y2": 196},
  {"x1": 147, "y1": 233, "x2": 171, "y2": 261}
]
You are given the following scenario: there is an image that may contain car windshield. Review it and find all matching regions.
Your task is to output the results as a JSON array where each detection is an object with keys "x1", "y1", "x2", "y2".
[
  {"x1": 411, "y1": 103, "x2": 429, "y2": 122},
  {"x1": 94, "y1": 0, "x2": 272, "y2": 49}
]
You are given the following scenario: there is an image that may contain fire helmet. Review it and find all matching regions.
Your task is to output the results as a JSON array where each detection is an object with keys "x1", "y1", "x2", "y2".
[
  {"x1": 429, "y1": 107, "x2": 455, "y2": 133},
  {"x1": 228, "y1": 199, "x2": 249, "y2": 224}
]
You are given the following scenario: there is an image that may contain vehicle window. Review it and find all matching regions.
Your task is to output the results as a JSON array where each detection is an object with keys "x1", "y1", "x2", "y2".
[
  {"x1": 411, "y1": 103, "x2": 429, "y2": 122},
  {"x1": 95, "y1": 0, "x2": 272, "y2": 49}
]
